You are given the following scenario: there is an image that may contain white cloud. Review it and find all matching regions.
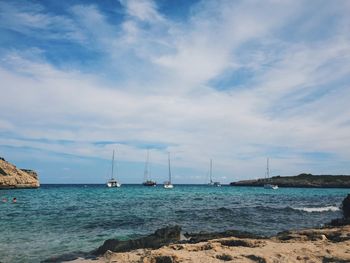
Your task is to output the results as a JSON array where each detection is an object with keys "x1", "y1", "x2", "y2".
[
  {"x1": 119, "y1": 0, "x2": 163, "y2": 22},
  {"x1": 0, "y1": 1, "x2": 86, "y2": 43},
  {"x1": 1, "y1": 0, "x2": 350, "y2": 182}
]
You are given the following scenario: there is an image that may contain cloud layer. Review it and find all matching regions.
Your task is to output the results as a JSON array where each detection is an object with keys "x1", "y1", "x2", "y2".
[{"x1": 0, "y1": 0, "x2": 350, "y2": 183}]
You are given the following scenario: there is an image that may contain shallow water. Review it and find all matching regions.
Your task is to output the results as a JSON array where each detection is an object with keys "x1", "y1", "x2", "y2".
[{"x1": 0, "y1": 184, "x2": 347, "y2": 262}]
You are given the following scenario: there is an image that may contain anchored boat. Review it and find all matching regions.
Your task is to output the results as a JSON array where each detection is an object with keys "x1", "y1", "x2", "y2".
[
  {"x1": 263, "y1": 158, "x2": 278, "y2": 189},
  {"x1": 164, "y1": 152, "x2": 174, "y2": 189},
  {"x1": 107, "y1": 150, "x2": 121, "y2": 188}
]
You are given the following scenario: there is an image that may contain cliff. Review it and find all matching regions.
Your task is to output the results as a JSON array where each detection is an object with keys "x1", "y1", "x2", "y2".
[
  {"x1": 230, "y1": 173, "x2": 350, "y2": 188},
  {"x1": 0, "y1": 157, "x2": 40, "y2": 189}
]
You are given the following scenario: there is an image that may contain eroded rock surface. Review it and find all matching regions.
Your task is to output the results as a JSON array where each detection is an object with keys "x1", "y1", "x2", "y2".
[{"x1": 0, "y1": 157, "x2": 40, "y2": 189}]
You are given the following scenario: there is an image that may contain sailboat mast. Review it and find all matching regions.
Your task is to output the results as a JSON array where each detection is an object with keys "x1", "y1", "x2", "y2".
[
  {"x1": 111, "y1": 150, "x2": 115, "y2": 180},
  {"x1": 168, "y1": 152, "x2": 171, "y2": 183},
  {"x1": 144, "y1": 150, "x2": 149, "y2": 182},
  {"x1": 210, "y1": 159, "x2": 213, "y2": 183},
  {"x1": 266, "y1": 158, "x2": 270, "y2": 179}
]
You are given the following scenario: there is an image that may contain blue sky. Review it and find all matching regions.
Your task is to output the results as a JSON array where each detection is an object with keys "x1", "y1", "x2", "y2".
[{"x1": 0, "y1": 0, "x2": 350, "y2": 184}]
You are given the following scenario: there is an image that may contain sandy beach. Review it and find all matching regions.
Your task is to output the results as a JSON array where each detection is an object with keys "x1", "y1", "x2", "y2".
[{"x1": 65, "y1": 225, "x2": 350, "y2": 263}]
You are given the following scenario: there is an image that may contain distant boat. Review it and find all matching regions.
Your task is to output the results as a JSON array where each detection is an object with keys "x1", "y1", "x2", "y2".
[
  {"x1": 208, "y1": 159, "x2": 221, "y2": 187},
  {"x1": 107, "y1": 150, "x2": 121, "y2": 188},
  {"x1": 143, "y1": 150, "x2": 156, "y2": 187},
  {"x1": 164, "y1": 152, "x2": 174, "y2": 189},
  {"x1": 264, "y1": 158, "x2": 278, "y2": 190}
]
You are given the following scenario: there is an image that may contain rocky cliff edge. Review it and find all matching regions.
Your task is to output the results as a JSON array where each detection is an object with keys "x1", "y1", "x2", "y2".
[{"x1": 0, "y1": 157, "x2": 40, "y2": 189}]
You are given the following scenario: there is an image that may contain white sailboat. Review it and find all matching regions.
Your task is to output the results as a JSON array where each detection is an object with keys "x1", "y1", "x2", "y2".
[
  {"x1": 208, "y1": 159, "x2": 221, "y2": 187},
  {"x1": 164, "y1": 152, "x2": 174, "y2": 189},
  {"x1": 263, "y1": 158, "x2": 278, "y2": 189},
  {"x1": 143, "y1": 150, "x2": 156, "y2": 186},
  {"x1": 107, "y1": 150, "x2": 121, "y2": 188}
]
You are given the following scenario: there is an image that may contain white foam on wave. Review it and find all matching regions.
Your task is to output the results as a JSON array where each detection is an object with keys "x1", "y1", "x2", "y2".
[{"x1": 293, "y1": 206, "x2": 340, "y2": 213}]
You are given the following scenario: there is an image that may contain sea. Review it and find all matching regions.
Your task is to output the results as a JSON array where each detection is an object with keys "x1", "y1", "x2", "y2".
[{"x1": 0, "y1": 184, "x2": 348, "y2": 263}]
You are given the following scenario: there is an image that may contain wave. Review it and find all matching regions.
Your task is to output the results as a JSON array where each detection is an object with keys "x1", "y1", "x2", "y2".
[{"x1": 292, "y1": 206, "x2": 340, "y2": 213}]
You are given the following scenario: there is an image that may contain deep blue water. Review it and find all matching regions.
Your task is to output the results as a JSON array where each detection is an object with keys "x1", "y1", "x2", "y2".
[{"x1": 0, "y1": 184, "x2": 348, "y2": 262}]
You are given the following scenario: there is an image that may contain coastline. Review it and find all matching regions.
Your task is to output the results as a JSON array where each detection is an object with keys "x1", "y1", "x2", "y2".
[{"x1": 58, "y1": 195, "x2": 350, "y2": 263}]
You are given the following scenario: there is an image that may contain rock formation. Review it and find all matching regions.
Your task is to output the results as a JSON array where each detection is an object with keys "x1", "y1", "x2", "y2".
[
  {"x1": 230, "y1": 173, "x2": 350, "y2": 188},
  {"x1": 93, "y1": 226, "x2": 182, "y2": 255},
  {"x1": 328, "y1": 194, "x2": 350, "y2": 226},
  {"x1": 342, "y1": 194, "x2": 350, "y2": 219},
  {"x1": 0, "y1": 157, "x2": 40, "y2": 189}
]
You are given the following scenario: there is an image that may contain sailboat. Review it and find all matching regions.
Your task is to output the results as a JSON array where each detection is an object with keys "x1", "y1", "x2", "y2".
[
  {"x1": 107, "y1": 150, "x2": 121, "y2": 188},
  {"x1": 208, "y1": 159, "x2": 221, "y2": 187},
  {"x1": 142, "y1": 150, "x2": 156, "y2": 187},
  {"x1": 263, "y1": 158, "x2": 278, "y2": 189},
  {"x1": 164, "y1": 152, "x2": 174, "y2": 189}
]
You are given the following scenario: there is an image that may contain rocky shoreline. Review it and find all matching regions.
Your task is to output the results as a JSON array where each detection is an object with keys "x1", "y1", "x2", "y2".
[
  {"x1": 53, "y1": 195, "x2": 350, "y2": 263},
  {"x1": 69, "y1": 225, "x2": 350, "y2": 263},
  {"x1": 0, "y1": 157, "x2": 40, "y2": 189},
  {"x1": 230, "y1": 173, "x2": 350, "y2": 188}
]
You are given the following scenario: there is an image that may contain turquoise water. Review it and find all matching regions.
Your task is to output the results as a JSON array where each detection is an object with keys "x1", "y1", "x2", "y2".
[{"x1": 0, "y1": 184, "x2": 348, "y2": 262}]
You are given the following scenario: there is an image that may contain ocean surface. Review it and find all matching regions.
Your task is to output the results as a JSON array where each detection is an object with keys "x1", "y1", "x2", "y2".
[{"x1": 0, "y1": 184, "x2": 348, "y2": 262}]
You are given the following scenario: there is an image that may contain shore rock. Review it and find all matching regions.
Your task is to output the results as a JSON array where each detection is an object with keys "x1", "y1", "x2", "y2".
[
  {"x1": 93, "y1": 225, "x2": 182, "y2": 255},
  {"x1": 342, "y1": 194, "x2": 350, "y2": 219},
  {"x1": 0, "y1": 157, "x2": 40, "y2": 189},
  {"x1": 328, "y1": 194, "x2": 350, "y2": 226}
]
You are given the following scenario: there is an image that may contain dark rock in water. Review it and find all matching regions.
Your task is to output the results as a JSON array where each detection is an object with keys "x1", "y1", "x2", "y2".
[
  {"x1": 342, "y1": 194, "x2": 350, "y2": 219},
  {"x1": 329, "y1": 218, "x2": 350, "y2": 227},
  {"x1": 93, "y1": 225, "x2": 181, "y2": 255},
  {"x1": 328, "y1": 194, "x2": 350, "y2": 227}
]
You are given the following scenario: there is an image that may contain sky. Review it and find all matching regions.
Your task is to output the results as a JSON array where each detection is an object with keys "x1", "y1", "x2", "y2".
[{"x1": 0, "y1": 0, "x2": 350, "y2": 184}]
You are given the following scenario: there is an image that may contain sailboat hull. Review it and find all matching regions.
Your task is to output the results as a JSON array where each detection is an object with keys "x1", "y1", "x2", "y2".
[
  {"x1": 143, "y1": 181, "x2": 156, "y2": 186},
  {"x1": 107, "y1": 181, "x2": 121, "y2": 188},
  {"x1": 264, "y1": 184, "x2": 278, "y2": 189},
  {"x1": 163, "y1": 181, "x2": 174, "y2": 189}
]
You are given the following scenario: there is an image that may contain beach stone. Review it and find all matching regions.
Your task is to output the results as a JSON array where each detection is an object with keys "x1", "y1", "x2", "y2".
[{"x1": 94, "y1": 225, "x2": 182, "y2": 255}]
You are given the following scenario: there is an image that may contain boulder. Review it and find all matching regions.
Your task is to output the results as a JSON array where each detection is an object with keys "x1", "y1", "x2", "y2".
[
  {"x1": 93, "y1": 225, "x2": 181, "y2": 255},
  {"x1": 328, "y1": 194, "x2": 350, "y2": 226},
  {"x1": 342, "y1": 194, "x2": 350, "y2": 219}
]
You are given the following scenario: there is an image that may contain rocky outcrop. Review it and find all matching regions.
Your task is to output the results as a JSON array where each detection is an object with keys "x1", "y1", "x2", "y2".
[
  {"x1": 230, "y1": 173, "x2": 350, "y2": 188},
  {"x1": 328, "y1": 194, "x2": 350, "y2": 226},
  {"x1": 93, "y1": 226, "x2": 182, "y2": 255},
  {"x1": 0, "y1": 157, "x2": 40, "y2": 189},
  {"x1": 342, "y1": 194, "x2": 350, "y2": 219}
]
